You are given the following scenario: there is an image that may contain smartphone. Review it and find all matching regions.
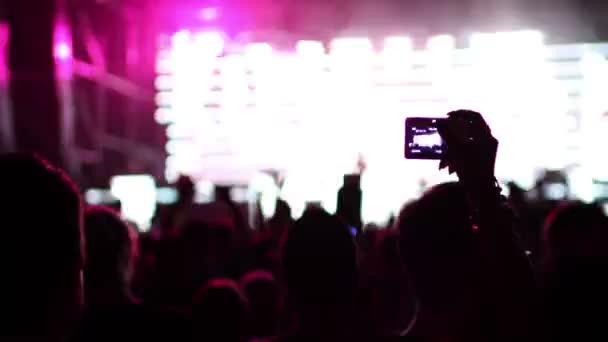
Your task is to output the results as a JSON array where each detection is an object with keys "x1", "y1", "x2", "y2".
[{"x1": 405, "y1": 117, "x2": 447, "y2": 160}]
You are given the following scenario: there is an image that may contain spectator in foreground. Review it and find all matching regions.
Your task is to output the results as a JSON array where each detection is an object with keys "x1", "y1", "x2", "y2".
[
  {"x1": 77, "y1": 206, "x2": 188, "y2": 341},
  {"x1": 543, "y1": 202, "x2": 608, "y2": 339},
  {"x1": 280, "y1": 208, "x2": 364, "y2": 340},
  {"x1": 240, "y1": 270, "x2": 280, "y2": 338},
  {"x1": 0, "y1": 154, "x2": 84, "y2": 340},
  {"x1": 161, "y1": 175, "x2": 196, "y2": 237},
  {"x1": 83, "y1": 206, "x2": 138, "y2": 308},
  {"x1": 398, "y1": 110, "x2": 541, "y2": 341},
  {"x1": 191, "y1": 278, "x2": 250, "y2": 341}
]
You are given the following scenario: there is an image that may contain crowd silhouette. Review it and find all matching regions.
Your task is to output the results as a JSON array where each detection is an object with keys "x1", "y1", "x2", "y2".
[{"x1": 1, "y1": 110, "x2": 607, "y2": 341}]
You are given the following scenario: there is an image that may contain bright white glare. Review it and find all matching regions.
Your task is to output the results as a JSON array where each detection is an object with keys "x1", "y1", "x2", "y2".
[
  {"x1": 381, "y1": 36, "x2": 412, "y2": 74},
  {"x1": 296, "y1": 40, "x2": 325, "y2": 58},
  {"x1": 544, "y1": 183, "x2": 568, "y2": 200},
  {"x1": 427, "y1": 34, "x2": 455, "y2": 51},
  {"x1": 165, "y1": 156, "x2": 199, "y2": 183},
  {"x1": 156, "y1": 187, "x2": 178, "y2": 204},
  {"x1": 154, "y1": 75, "x2": 172, "y2": 90},
  {"x1": 165, "y1": 140, "x2": 198, "y2": 156},
  {"x1": 172, "y1": 30, "x2": 191, "y2": 48},
  {"x1": 330, "y1": 37, "x2": 374, "y2": 59},
  {"x1": 85, "y1": 189, "x2": 105, "y2": 205},
  {"x1": 250, "y1": 172, "x2": 279, "y2": 219},
  {"x1": 110, "y1": 175, "x2": 156, "y2": 232},
  {"x1": 193, "y1": 31, "x2": 225, "y2": 57},
  {"x1": 470, "y1": 30, "x2": 544, "y2": 50},
  {"x1": 245, "y1": 43, "x2": 273, "y2": 64},
  {"x1": 155, "y1": 92, "x2": 171, "y2": 107},
  {"x1": 157, "y1": 30, "x2": 599, "y2": 221},
  {"x1": 581, "y1": 52, "x2": 608, "y2": 182},
  {"x1": 154, "y1": 108, "x2": 173, "y2": 124},
  {"x1": 383, "y1": 36, "x2": 412, "y2": 57},
  {"x1": 196, "y1": 180, "x2": 215, "y2": 203}
]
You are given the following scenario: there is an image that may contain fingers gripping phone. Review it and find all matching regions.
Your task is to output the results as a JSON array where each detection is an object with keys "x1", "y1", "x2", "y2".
[{"x1": 404, "y1": 117, "x2": 447, "y2": 160}]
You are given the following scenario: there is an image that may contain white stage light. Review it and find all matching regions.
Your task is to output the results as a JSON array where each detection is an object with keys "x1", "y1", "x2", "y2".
[
  {"x1": 330, "y1": 37, "x2": 374, "y2": 60},
  {"x1": 193, "y1": 31, "x2": 225, "y2": 57},
  {"x1": 427, "y1": 34, "x2": 455, "y2": 51},
  {"x1": 172, "y1": 30, "x2": 191, "y2": 48},
  {"x1": 382, "y1": 36, "x2": 412, "y2": 57},
  {"x1": 381, "y1": 36, "x2": 412, "y2": 76},
  {"x1": 110, "y1": 175, "x2": 156, "y2": 232},
  {"x1": 470, "y1": 30, "x2": 544, "y2": 50},
  {"x1": 155, "y1": 92, "x2": 172, "y2": 107},
  {"x1": 245, "y1": 43, "x2": 273, "y2": 65},
  {"x1": 250, "y1": 172, "x2": 279, "y2": 219},
  {"x1": 85, "y1": 189, "x2": 105, "y2": 205},
  {"x1": 296, "y1": 40, "x2": 325, "y2": 58},
  {"x1": 155, "y1": 75, "x2": 172, "y2": 90},
  {"x1": 154, "y1": 108, "x2": 173, "y2": 124}
]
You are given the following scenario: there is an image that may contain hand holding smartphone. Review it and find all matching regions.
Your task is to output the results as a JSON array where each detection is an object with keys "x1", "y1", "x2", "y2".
[{"x1": 404, "y1": 117, "x2": 447, "y2": 160}]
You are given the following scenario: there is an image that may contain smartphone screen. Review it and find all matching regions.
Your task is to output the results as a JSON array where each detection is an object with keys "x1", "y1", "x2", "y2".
[{"x1": 405, "y1": 117, "x2": 447, "y2": 160}]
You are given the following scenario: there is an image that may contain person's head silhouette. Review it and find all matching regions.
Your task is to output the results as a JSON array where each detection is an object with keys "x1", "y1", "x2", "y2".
[
  {"x1": 240, "y1": 270, "x2": 279, "y2": 337},
  {"x1": 175, "y1": 175, "x2": 195, "y2": 205},
  {"x1": 544, "y1": 201, "x2": 608, "y2": 261},
  {"x1": 398, "y1": 182, "x2": 484, "y2": 338},
  {"x1": 281, "y1": 208, "x2": 358, "y2": 337},
  {"x1": 84, "y1": 206, "x2": 138, "y2": 306},
  {"x1": 0, "y1": 154, "x2": 84, "y2": 339},
  {"x1": 191, "y1": 278, "x2": 250, "y2": 341},
  {"x1": 543, "y1": 202, "x2": 608, "y2": 340}
]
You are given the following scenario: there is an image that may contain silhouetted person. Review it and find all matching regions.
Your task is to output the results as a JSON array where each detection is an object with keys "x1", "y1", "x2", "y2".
[
  {"x1": 0, "y1": 154, "x2": 84, "y2": 340},
  {"x1": 398, "y1": 111, "x2": 541, "y2": 341},
  {"x1": 364, "y1": 231, "x2": 414, "y2": 335},
  {"x1": 336, "y1": 174, "x2": 363, "y2": 232},
  {"x1": 83, "y1": 206, "x2": 138, "y2": 307},
  {"x1": 542, "y1": 202, "x2": 608, "y2": 340},
  {"x1": 77, "y1": 206, "x2": 187, "y2": 341},
  {"x1": 161, "y1": 175, "x2": 196, "y2": 236},
  {"x1": 280, "y1": 208, "x2": 364, "y2": 340},
  {"x1": 240, "y1": 270, "x2": 279, "y2": 338},
  {"x1": 191, "y1": 278, "x2": 250, "y2": 341},
  {"x1": 268, "y1": 198, "x2": 293, "y2": 238},
  {"x1": 151, "y1": 221, "x2": 234, "y2": 309},
  {"x1": 399, "y1": 182, "x2": 488, "y2": 340}
]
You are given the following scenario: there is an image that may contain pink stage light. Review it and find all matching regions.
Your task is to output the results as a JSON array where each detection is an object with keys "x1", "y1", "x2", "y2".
[
  {"x1": 54, "y1": 42, "x2": 72, "y2": 61},
  {"x1": 200, "y1": 7, "x2": 219, "y2": 21},
  {"x1": 193, "y1": 31, "x2": 225, "y2": 57},
  {"x1": 53, "y1": 19, "x2": 72, "y2": 62}
]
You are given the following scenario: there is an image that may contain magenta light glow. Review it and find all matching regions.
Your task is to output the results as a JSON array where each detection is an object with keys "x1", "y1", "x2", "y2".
[
  {"x1": 200, "y1": 7, "x2": 219, "y2": 21},
  {"x1": 53, "y1": 19, "x2": 72, "y2": 62},
  {"x1": 54, "y1": 42, "x2": 72, "y2": 61}
]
